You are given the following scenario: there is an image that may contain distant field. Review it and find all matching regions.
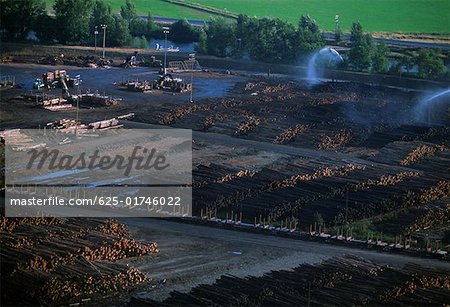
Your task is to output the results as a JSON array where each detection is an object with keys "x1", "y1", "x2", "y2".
[
  {"x1": 192, "y1": 0, "x2": 450, "y2": 33},
  {"x1": 43, "y1": 0, "x2": 216, "y2": 20},
  {"x1": 44, "y1": 0, "x2": 450, "y2": 33}
]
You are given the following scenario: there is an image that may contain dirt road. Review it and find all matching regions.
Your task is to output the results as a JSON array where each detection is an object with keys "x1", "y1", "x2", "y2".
[{"x1": 120, "y1": 218, "x2": 450, "y2": 302}]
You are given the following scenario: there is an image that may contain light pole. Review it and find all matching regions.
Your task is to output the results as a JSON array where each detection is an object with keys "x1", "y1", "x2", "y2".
[
  {"x1": 74, "y1": 74, "x2": 81, "y2": 136},
  {"x1": 162, "y1": 26, "x2": 169, "y2": 74},
  {"x1": 189, "y1": 53, "x2": 195, "y2": 103},
  {"x1": 334, "y1": 15, "x2": 340, "y2": 41},
  {"x1": 101, "y1": 24, "x2": 107, "y2": 58},
  {"x1": 237, "y1": 38, "x2": 242, "y2": 55},
  {"x1": 94, "y1": 26, "x2": 98, "y2": 53}
]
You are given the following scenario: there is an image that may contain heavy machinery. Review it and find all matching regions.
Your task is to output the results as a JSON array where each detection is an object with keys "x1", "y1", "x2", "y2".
[
  {"x1": 32, "y1": 70, "x2": 78, "y2": 90},
  {"x1": 121, "y1": 51, "x2": 138, "y2": 68},
  {"x1": 141, "y1": 55, "x2": 163, "y2": 68},
  {"x1": 143, "y1": 56, "x2": 163, "y2": 68},
  {"x1": 118, "y1": 73, "x2": 191, "y2": 93},
  {"x1": 154, "y1": 74, "x2": 191, "y2": 92}
]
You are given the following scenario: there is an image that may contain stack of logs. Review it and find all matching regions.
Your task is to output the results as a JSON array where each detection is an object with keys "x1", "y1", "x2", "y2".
[
  {"x1": 235, "y1": 116, "x2": 261, "y2": 135},
  {"x1": 318, "y1": 129, "x2": 353, "y2": 149},
  {"x1": 400, "y1": 144, "x2": 446, "y2": 165},
  {"x1": 273, "y1": 124, "x2": 309, "y2": 144},
  {"x1": 1, "y1": 217, "x2": 157, "y2": 305},
  {"x1": 132, "y1": 256, "x2": 450, "y2": 306},
  {"x1": 160, "y1": 104, "x2": 208, "y2": 125}
]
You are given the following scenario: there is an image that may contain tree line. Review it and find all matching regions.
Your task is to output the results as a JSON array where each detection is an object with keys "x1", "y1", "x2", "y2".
[
  {"x1": 0, "y1": 0, "x2": 447, "y2": 79},
  {"x1": 0, "y1": 0, "x2": 202, "y2": 48}
]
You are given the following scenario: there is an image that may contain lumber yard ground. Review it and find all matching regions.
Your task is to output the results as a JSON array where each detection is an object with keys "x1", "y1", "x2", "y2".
[{"x1": 0, "y1": 44, "x2": 449, "y2": 305}]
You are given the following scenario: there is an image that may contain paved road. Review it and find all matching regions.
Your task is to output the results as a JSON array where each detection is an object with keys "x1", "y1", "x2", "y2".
[
  {"x1": 323, "y1": 33, "x2": 450, "y2": 50},
  {"x1": 148, "y1": 16, "x2": 450, "y2": 50},
  {"x1": 146, "y1": 16, "x2": 206, "y2": 27}
]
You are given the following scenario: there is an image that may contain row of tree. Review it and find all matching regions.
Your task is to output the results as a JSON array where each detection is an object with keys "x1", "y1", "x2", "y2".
[
  {"x1": 0, "y1": 0, "x2": 202, "y2": 47},
  {"x1": 346, "y1": 22, "x2": 447, "y2": 79},
  {"x1": 203, "y1": 15, "x2": 323, "y2": 63},
  {"x1": 0, "y1": 0, "x2": 447, "y2": 79}
]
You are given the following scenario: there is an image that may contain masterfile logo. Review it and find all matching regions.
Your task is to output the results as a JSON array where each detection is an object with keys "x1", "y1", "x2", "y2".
[
  {"x1": 3, "y1": 129, "x2": 192, "y2": 218},
  {"x1": 26, "y1": 146, "x2": 170, "y2": 176}
]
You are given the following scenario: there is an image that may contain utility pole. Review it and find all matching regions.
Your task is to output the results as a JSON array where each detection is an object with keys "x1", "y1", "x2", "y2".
[
  {"x1": 94, "y1": 26, "x2": 98, "y2": 53},
  {"x1": 162, "y1": 26, "x2": 169, "y2": 74},
  {"x1": 101, "y1": 24, "x2": 107, "y2": 58},
  {"x1": 189, "y1": 53, "x2": 195, "y2": 103}
]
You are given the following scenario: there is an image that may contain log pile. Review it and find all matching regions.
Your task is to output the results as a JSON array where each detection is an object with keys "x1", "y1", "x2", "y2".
[
  {"x1": 235, "y1": 116, "x2": 261, "y2": 135},
  {"x1": 402, "y1": 202, "x2": 450, "y2": 234},
  {"x1": 46, "y1": 118, "x2": 86, "y2": 130},
  {"x1": 418, "y1": 180, "x2": 450, "y2": 204},
  {"x1": 318, "y1": 129, "x2": 353, "y2": 149},
  {"x1": 267, "y1": 164, "x2": 365, "y2": 191},
  {"x1": 136, "y1": 256, "x2": 450, "y2": 306},
  {"x1": 400, "y1": 144, "x2": 447, "y2": 165},
  {"x1": 202, "y1": 113, "x2": 228, "y2": 130},
  {"x1": 262, "y1": 82, "x2": 291, "y2": 94},
  {"x1": 38, "y1": 55, "x2": 112, "y2": 67},
  {"x1": 41, "y1": 264, "x2": 147, "y2": 304},
  {"x1": 336, "y1": 179, "x2": 450, "y2": 225},
  {"x1": 160, "y1": 80, "x2": 448, "y2": 236},
  {"x1": 266, "y1": 169, "x2": 419, "y2": 222},
  {"x1": 273, "y1": 124, "x2": 309, "y2": 144},
  {"x1": 218, "y1": 169, "x2": 257, "y2": 183},
  {"x1": 1, "y1": 218, "x2": 157, "y2": 305},
  {"x1": 160, "y1": 104, "x2": 209, "y2": 125}
]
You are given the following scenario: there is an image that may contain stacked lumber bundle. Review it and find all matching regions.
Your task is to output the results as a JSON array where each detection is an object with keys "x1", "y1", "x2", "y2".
[
  {"x1": 89, "y1": 118, "x2": 120, "y2": 129},
  {"x1": 1, "y1": 217, "x2": 157, "y2": 305},
  {"x1": 42, "y1": 97, "x2": 67, "y2": 106},
  {"x1": 40, "y1": 96, "x2": 74, "y2": 112},
  {"x1": 0, "y1": 129, "x2": 46, "y2": 151},
  {"x1": 134, "y1": 256, "x2": 450, "y2": 306},
  {"x1": 44, "y1": 104, "x2": 75, "y2": 111},
  {"x1": 117, "y1": 112, "x2": 135, "y2": 120}
]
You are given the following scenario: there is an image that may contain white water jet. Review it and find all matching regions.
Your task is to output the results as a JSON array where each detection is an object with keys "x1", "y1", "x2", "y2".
[
  {"x1": 307, "y1": 47, "x2": 343, "y2": 85},
  {"x1": 414, "y1": 88, "x2": 450, "y2": 124}
]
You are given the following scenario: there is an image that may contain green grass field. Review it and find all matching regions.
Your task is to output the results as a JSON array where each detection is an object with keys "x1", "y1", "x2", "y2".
[
  {"x1": 44, "y1": 0, "x2": 450, "y2": 33},
  {"x1": 44, "y1": 0, "x2": 216, "y2": 20},
  {"x1": 193, "y1": 0, "x2": 450, "y2": 33}
]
